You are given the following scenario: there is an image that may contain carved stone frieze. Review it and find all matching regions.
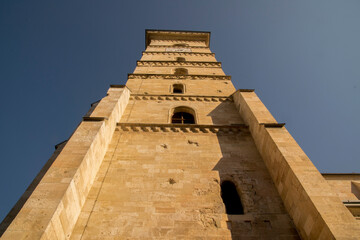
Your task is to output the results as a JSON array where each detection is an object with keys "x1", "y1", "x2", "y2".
[
  {"x1": 147, "y1": 30, "x2": 209, "y2": 36},
  {"x1": 129, "y1": 94, "x2": 233, "y2": 102},
  {"x1": 137, "y1": 61, "x2": 221, "y2": 67},
  {"x1": 143, "y1": 52, "x2": 215, "y2": 57},
  {"x1": 127, "y1": 74, "x2": 231, "y2": 80},
  {"x1": 116, "y1": 123, "x2": 248, "y2": 134},
  {"x1": 147, "y1": 45, "x2": 207, "y2": 49},
  {"x1": 150, "y1": 39, "x2": 205, "y2": 44}
]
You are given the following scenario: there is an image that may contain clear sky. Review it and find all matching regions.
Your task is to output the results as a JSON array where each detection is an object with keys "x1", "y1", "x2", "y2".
[{"x1": 0, "y1": 0, "x2": 359, "y2": 222}]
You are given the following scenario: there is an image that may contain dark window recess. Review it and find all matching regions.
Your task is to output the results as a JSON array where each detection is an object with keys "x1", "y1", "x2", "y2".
[
  {"x1": 173, "y1": 43, "x2": 189, "y2": 47},
  {"x1": 171, "y1": 112, "x2": 195, "y2": 124},
  {"x1": 173, "y1": 84, "x2": 184, "y2": 94},
  {"x1": 176, "y1": 57, "x2": 186, "y2": 62},
  {"x1": 174, "y1": 68, "x2": 188, "y2": 75},
  {"x1": 221, "y1": 181, "x2": 244, "y2": 214}
]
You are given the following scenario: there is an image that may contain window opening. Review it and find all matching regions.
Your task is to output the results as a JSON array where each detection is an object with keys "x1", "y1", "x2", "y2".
[
  {"x1": 176, "y1": 57, "x2": 186, "y2": 62},
  {"x1": 173, "y1": 43, "x2": 189, "y2": 47},
  {"x1": 221, "y1": 181, "x2": 244, "y2": 214},
  {"x1": 174, "y1": 68, "x2": 188, "y2": 75},
  {"x1": 173, "y1": 84, "x2": 184, "y2": 94},
  {"x1": 171, "y1": 112, "x2": 195, "y2": 124}
]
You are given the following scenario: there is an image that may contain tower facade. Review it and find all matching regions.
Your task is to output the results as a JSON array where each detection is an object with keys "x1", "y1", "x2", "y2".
[{"x1": 1, "y1": 30, "x2": 359, "y2": 239}]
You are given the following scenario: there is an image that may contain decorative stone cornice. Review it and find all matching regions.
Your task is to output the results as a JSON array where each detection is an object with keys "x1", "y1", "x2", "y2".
[
  {"x1": 129, "y1": 94, "x2": 233, "y2": 102},
  {"x1": 147, "y1": 45, "x2": 208, "y2": 49},
  {"x1": 128, "y1": 74, "x2": 231, "y2": 80},
  {"x1": 143, "y1": 51, "x2": 215, "y2": 57},
  {"x1": 116, "y1": 123, "x2": 248, "y2": 134},
  {"x1": 145, "y1": 30, "x2": 210, "y2": 47},
  {"x1": 151, "y1": 39, "x2": 205, "y2": 44},
  {"x1": 137, "y1": 61, "x2": 221, "y2": 67}
]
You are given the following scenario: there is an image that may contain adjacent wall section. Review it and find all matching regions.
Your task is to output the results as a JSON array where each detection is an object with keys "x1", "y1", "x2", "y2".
[
  {"x1": 0, "y1": 86, "x2": 130, "y2": 239},
  {"x1": 233, "y1": 90, "x2": 360, "y2": 239}
]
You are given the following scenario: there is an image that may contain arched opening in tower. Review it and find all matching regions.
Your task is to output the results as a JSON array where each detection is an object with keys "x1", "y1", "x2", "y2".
[
  {"x1": 221, "y1": 181, "x2": 244, "y2": 214},
  {"x1": 173, "y1": 84, "x2": 184, "y2": 94},
  {"x1": 174, "y1": 68, "x2": 188, "y2": 75},
  {"x1": 176, "y1": 57, "x2": 186, "y2": 62},
  {"x1": 171, "y1": 112, "x2": 195, "y2": 124}
]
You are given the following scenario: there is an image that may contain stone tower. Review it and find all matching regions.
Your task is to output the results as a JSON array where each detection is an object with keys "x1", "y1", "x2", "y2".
[{"x1": 1, "y1": 30, "x2": 359, "y2": 239}]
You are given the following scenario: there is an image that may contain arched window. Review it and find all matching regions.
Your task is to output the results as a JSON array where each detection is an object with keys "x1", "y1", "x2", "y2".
[
  {"x1": 221, "y1": 181, "x2": 244, "y2": 214},
  {"x1": 176, "y1": 57, "x2": 185, "y2": 62},
  {"x1": 173, "y1": 43, "x2": 189, "y2": 47},
  {"x1": 174, "y1": 68, "x2": 188, "y2": 75},
  {"x1": 172, "y1": 84, "x2": 184, "y2": 94},
  {"x1": 171, "y1": 106, "x2": 195, "y2": 124}
]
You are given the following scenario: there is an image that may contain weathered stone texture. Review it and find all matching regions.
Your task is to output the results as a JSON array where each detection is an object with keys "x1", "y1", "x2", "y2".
[
  {"x1": 323, "y1": 174, "x2": 360, "y2": 201},
  {"x1": 146, "y1": 46, "x2": 212, "y2": 53},
  {"x1": 2, "y1": 29, "x2": 358, "y2": 240},
  {"x1": 233, "y1": 90, "x2": 360, "y2": 239},
  {"x1": 1, "y1": 87, "x2": 130, "y2": 239},
  {"x1": 140, "y1": 52, "x2": 216, "y2": 62},
  {"x1": 120, "y1": 99, "x2": 243, "y2": 125},
  {"x1": 126, "y1": 79, "x2": 235, "y2": 96},
  {"x1": 70, "y1": 128, "x2": 298, "y2": 239}
]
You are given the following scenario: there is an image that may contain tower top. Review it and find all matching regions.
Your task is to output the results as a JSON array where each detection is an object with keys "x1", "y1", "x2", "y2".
[{"x1": 145, "y1": 29, "x2": 211, "y2": 48}]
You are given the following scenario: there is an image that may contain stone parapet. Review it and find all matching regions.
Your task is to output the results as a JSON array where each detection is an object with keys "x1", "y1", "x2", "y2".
[
  {"x1": 232, "y1": 90, "x2": 360, "y2": 239},
  {"x1": 0, "y1": 87, "x2": 130, "y2": 239}
]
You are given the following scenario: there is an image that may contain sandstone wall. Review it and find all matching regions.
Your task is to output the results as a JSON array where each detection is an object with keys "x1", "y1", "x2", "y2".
[
  {"x1": 0, "y1": 87, "x2": 130, "y2": 239},
  {"x1": 233, "y1": 90, "x2": 360, "y2": 239},
  {"x1": 69, "y1": 125, "x2": 299, "y2": 239}
]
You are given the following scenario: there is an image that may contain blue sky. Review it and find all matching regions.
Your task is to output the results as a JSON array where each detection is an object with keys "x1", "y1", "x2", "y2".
[{"x1": 0, "y1": 0, "x2": 359, "y2": 222}]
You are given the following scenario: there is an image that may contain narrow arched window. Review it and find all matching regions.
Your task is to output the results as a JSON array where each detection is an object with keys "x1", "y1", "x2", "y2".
[
  {"x1": 173, "y1": 84, "x2": 184, "y2": 94},
  {"x1": 174, "y1": 68, "x2": 188, "y2": 75},
  {"x1": 221, "y1": 181, "x2": 244, "y2": 214},
  {"x1": 176, "y1": 57, "x2": 185, "y2": 62},
  {"x1": 171, "y1": 106, "x2": 195, "y2": 124}
]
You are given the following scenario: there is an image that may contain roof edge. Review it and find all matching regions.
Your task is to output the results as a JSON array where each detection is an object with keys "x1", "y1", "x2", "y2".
[{"x1": 145, "y1": 29, "x2": 211, "y2": 48}]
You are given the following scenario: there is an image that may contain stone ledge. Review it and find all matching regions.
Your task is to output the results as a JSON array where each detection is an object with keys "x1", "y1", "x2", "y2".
[
  {"x1": 128, "y1": 73, "x2": 231, "y2": 80},
  {"x1": 129, "y1": 94, "x2": 233, "y2": 102},
  {"x1": 82, "y1": 116, "x2": 108, "y2": 122},
  {"x1": 147, "y1": 45, "x2": 208, "y2": 49},
  {"x1": 238, "y1": 89, "x2": 255, "y2": 92},
  {"x1": 54, "y1": 140, "x2": 68, "y2": 150},
  {"x1": 109, "y1": 84, "x2": 126, "y2": 88},
  {"x1": 143, "y1": 51, "x2": 215, "y2": 56},
  {"x1": 137, "y1": 60, "x2": 221, "y2": 67},
  {"x1": 259, "y1": 123, "x2": 286, "y2": 128},
  {"x1": 116, "y1": 123, "x2": 248, "y2": 134}
]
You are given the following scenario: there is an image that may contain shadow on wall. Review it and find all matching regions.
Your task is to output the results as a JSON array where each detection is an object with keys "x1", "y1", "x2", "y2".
[
  {"x1": 209, "y1": 102, "x2": 300, "y2": 239},
  {"x1": 206, "y1": 100, "x2": 243, "y2": 125}
]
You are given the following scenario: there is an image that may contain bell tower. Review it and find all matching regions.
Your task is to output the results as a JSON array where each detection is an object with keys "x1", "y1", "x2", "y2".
[{"x1": 1, "y1": 30, "x2": 359, "y2": 239}]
